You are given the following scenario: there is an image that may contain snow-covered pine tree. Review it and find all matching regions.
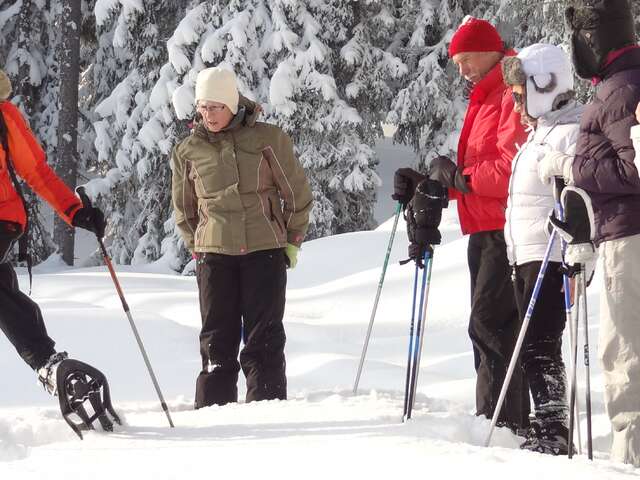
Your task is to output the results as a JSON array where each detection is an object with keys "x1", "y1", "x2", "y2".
[
  {"x1": 84, "y1": 0, "x2": 189, "y2": 267},
  {"x1": 387, "y1": 0, "x2": 464, "y2": 170},
  {"x1": 269, "y1": 0, "x2": 402, "y2": 236},
  {"x1": 331, "y1": 1, "x2": 406, "y2": 233},
  {"x1": 267, "y1": 0, "x2": 353, "y2": 238},
  {"x1": 2, "y1": 0, "x2": 60, "y2": 263}
]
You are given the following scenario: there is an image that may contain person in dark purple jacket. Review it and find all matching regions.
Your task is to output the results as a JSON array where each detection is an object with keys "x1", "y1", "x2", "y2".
[{"x1": 538, "y1": 0, "x2": 640, "y2": 466}]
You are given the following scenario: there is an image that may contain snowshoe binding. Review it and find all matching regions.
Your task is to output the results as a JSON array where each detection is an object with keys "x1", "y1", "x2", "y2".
[{"x1": 38, "y1": 352, "x2": 121, "y2": 439}]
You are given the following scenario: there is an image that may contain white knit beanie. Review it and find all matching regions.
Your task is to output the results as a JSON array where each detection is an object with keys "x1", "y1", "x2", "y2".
[{"x1": 195, "y1": 67, "x2": 239, "y2": 114}]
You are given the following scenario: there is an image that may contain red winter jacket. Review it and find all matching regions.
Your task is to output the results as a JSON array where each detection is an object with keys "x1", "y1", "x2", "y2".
[
  {"x1": 451, "y1": 52, "x2": 528, "y2": 235},
  {"x1": 0, "y1": 101, "x2": 81, "y2": 229}
]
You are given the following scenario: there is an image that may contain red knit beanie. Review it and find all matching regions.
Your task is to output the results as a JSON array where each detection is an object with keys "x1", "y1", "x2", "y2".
[{"x1": 448, "y1": 17, "x2": 504, "y2": 58}]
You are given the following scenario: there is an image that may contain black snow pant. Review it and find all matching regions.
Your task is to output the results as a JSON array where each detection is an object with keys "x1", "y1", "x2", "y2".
[
  {"x1": 513, "y1": 261, "x2": 568, "y2": 425},
  {"x1": 468, "y1": 230, "x2": 530, "y2": 428},
  {"x1": 195, "y1": 248, "x2": 287, "y2": 408},
  {"x1": 0, "y1": 262, "x2": 56, "y2": 371}
]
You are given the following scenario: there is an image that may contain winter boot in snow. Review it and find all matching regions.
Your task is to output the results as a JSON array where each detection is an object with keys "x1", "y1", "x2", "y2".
[
  {"x1": 520, "y1": 420, "x2": 571, "y2": 455},
  {"x1": 37, "y1": 351, "x2": 69, "y2": 395},
  {"x1": 37, "y1": 352, "x2": 121, "y2": 439}
]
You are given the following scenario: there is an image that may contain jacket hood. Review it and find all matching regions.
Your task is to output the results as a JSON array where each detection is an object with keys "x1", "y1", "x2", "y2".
[
  {"x1": 502, "y1": 43, "x2": 574, "y2": 119},
  {"x1": 566, "y1": 0, "x2": 637, "y2": 78}
]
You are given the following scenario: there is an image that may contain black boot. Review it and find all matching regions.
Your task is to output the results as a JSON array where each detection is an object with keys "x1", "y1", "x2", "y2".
[{"x1": 520, "y1": 420, "x2": 570, "y2": 455}]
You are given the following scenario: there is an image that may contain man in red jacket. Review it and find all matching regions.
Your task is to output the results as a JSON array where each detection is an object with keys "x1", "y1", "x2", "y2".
[
  {"x1": 0, "y1": 71, "x2": 106, "y2": 395},
  {"x1": 393, "y1": 17, "x2": 530, "y2": 430}
]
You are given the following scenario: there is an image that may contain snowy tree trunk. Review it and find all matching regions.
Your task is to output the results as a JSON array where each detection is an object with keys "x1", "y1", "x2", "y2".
[{"x1": 54, "y1": 0, "x2": 81, "y2": 265}]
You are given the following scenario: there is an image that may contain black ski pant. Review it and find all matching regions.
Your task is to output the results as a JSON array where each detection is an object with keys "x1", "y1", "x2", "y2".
[
  {"x1": 195, "y1": 248, "x2": 287, "y2": 408},
  {"x1": 0, "y1": 262, "x2": 55, "y2": 370},
  {"x1": 467, "y1": 230, "x2": 530, "y2": 428},
  {"x1": 513, "y1": 261, "x2": 568, "y2": 425}
]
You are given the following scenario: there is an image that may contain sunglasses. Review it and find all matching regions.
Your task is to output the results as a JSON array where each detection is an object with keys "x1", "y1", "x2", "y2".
[{"x1": 197, "y1": 104, "x2": 227, "y2": 114}]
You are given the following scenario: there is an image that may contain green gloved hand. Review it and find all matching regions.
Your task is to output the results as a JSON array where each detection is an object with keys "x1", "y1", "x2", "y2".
[{"x1": 284, "y1": 243, "x2": 299, "y2": 269}]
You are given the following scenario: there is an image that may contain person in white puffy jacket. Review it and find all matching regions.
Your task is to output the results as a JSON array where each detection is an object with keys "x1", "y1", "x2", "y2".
[{"x1": 501, "y1": 43, "x2": 584, "y2": 455}]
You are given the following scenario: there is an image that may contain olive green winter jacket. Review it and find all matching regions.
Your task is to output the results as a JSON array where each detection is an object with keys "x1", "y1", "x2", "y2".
[{"x1": 171, "y1": 97, "x2": 312, "y2": 255}]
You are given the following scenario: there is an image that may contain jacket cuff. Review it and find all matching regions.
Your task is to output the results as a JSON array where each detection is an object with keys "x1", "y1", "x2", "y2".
[
  {"x1": 65, "y1": 203, "x2": 83, "y2": 225},
  {"x1": 287, "y1": 231, "x2": 305, "y2": 247}
]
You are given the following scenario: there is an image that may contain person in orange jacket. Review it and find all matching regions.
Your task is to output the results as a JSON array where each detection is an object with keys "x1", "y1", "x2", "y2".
[{"x1": 0, "y1": 70, "x2": 106, "y2": 393}]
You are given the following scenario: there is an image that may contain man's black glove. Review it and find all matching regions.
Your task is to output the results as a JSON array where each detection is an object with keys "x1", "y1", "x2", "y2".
[
  {"x1": 427, "y1": 156, "x2": 470, "y2": 193},
  {"x1": 403, "y1": 179, "x2": 448, "y2": 267},
  {"x1": 392, "y1": 168, "x2": 426, "y2": 207},
  {"x1": 408, "y1": 243, "x2": 428, "y2": 268},
  {"x1": 72, "y1": 205, "x2": 106, "y2": 238}
]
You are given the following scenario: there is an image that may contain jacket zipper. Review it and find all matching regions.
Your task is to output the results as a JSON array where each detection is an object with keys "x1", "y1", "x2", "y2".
[
  {"x1": 197, "y1": 202, "x2": 209, "y2": 244},
  {"x1": 268, "y1": 197, "x2": 285, "y2": 234},
  {"x1": 506, "y1": 136, "x2": 532, "y2": 264}
]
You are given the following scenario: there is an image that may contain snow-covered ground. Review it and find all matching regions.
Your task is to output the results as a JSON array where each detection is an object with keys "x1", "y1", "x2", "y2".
[{"x1": 1, "y1": 207, "x2": 636, "y2": 479}]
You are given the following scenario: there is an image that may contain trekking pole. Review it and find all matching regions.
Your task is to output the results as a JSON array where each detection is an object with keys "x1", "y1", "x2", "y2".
[
  {"x1": 76, "y1": 187, "x2": 175, "y2": 428},
  {"x1": 402, "y1": 262, "x2": 421, "y2": 421},
  {"x1": 485, "y1": 231, "x2": 557, "y2": 447},
  {"x1": 353, "y1": 202, "x2": 403, "y2": 394},
  {"x1": 565, "y1": 278, "x2": 583, "y2": 456},
  {"x1": 554, "y1": 178, "x2": 582, "y2": 456},
  {"x1": 406, "y1": 247, "x2": 434, "y2": 420},
  {"x1": 567, "y1": 288, "x2": 580, "y2": 458},
  {"x1": 579, "y1": 269, "x2": 593, "y2": 460},
  {"x1": 553, "y1": 179, "x2": 586, "y2": 456}
]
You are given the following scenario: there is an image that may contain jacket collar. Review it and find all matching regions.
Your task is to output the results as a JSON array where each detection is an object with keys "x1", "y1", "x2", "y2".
[
  {"x1": 537, "y1": 100, "x2": 582, "y2": 127},
  {"x1": 594, "y1": 45, "x2": 640, "y2": 84},
  {"x1": 194, "y1": 95, "x2": 263, "y2": 142},
  {"x1": 469, "y1": 49, "x2": 516, "y2": 102}
]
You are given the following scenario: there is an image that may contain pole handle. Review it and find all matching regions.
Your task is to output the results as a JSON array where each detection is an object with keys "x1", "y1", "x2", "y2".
[
  {"x1": 553, "y1": 177, "x2": 566, "y2": 204},
  {"x1": 75, "y1": 186, "x2": 92, "y2": 208}
]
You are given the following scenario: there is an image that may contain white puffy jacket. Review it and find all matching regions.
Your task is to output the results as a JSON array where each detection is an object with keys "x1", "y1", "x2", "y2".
[{"x1": 505, "y1": 101, "x2": 584, "y2": 266}]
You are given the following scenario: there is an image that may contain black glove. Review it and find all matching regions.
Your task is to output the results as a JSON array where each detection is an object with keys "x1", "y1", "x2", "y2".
[
  {"x1": 408, "y1": 243, "x2": 426, "y2": 268},
  {"x1": 413, "y1": 179, "x2": 448, "y2": 228},
  {"x1": 72, "y1": 205, "x2": 106, "y2": 238},
  {"x1": 427, "y1": 156, "x2": 469, "y2": 193},
  {"x1": 403, "y1": 179, "x2": 448, "y2": 268},
  {"x1": 392, "y1": 168, "x2": 426, "y2": 206},
  {"x1": 407, "y1": 243, "x2": 435, "y2": 269},
  {"x1": 546, "y1": 186, "x2": 597, "y2": 283}
]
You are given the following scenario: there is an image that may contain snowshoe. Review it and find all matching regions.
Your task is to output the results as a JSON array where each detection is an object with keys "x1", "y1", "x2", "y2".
[
  {"x1": 39, "y1": 353, "x2": 121, "y2": 439},
  {"x1": 519, "y1": 420, "x2": 570, "y2": 456}
]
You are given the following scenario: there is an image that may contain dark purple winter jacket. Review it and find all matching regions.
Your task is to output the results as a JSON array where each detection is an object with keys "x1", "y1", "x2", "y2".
[{"x1": 572, "y1": 48, "x2": 640, "y2": 245}]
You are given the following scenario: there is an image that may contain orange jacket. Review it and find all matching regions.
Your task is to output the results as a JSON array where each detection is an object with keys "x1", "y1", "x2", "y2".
[{"x1": 0, "y1": 101, "x2": 81, "y2": 229}]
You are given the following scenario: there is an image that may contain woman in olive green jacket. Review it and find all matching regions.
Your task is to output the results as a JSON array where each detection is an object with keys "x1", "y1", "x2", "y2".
[{"x1": 171, "y1": 67, "x2": 312, "y2": 408}]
